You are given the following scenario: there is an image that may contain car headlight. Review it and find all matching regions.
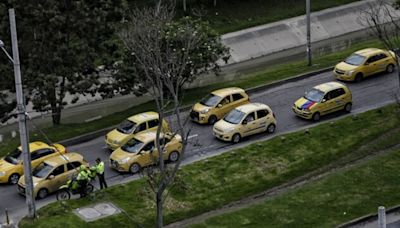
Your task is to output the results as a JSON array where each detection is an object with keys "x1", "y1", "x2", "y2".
[
  {"x1": 347, "y1": 70, "x2": 355, "y2": 76},
  {"x1": 302, "y1": 108, "x2": 311, "y2": 113},
  {"x1": 200, "y1": 108, "x2": 210, "y2": 114},
  {"x1": 33, "y1": 182, "x2": 39, "y2": 187},
  {"x1": 113, "y1": 140, "x2": 120, "y2": 145},
  {"x1": 118, "y1": 157, "x2": 130, "y2": 164},
  {"x1": 0, "y1": 171, "x2": 5, "y2": 177}
]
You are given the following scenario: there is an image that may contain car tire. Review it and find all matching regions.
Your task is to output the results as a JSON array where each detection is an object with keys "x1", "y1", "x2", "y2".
[
  {"x1": 312, "y1": 112, "x2": 321, "y2": 121},
  {"x1": 169, "y1": 151, "x2": 180, "y2": 162},
  {"x1": 208, "y1": 115, "x2": 217, "y2": 125},
  {"x1": 344, "y1": 103, "x2": 352, "y2": 113},
  {"x1": 9, "y1": 173, "x2": 20, "y2": 185},
  {"x1": 37, "y1": 188, "x2": 48, "y2": 199},
  {"x1": 354, "y1": 73, "x2": 363, "y2": 83},
  {"x1": 386, "y1": 64, "x2": 395, "y2": 73},
  {"x1": 232, "y1": 133, "x2": 241, "y2": 143},
  {"x1": 129, "y1": 163, "x2": 141, "y2": 174},
  {"x1": 56, "y1": 189, "x2": 71, "y2": 201},
  {"x1": 266, "y1": 124, "x2": 276, "y2": 134}
]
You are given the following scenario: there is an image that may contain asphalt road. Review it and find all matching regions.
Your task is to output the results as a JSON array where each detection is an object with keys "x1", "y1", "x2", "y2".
[{"x1": 1, "y1": 69, "x2": 398, "y2": 221}]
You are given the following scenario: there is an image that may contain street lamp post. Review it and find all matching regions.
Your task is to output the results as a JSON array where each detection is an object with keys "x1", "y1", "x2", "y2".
[
  {"x1": 306, "y1": 0, "x2": 312, "y2": 66},
  {"x1": 0, "y1": 8, "x2": 36, "y2": 218}
]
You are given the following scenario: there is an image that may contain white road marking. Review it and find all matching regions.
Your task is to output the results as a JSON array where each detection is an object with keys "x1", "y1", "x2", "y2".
[{"x1": 188, "y1": 134, "x2": 198, "y2": 139}]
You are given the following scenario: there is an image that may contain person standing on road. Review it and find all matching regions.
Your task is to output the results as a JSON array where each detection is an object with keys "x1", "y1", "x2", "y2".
[{"x1": 94, "y1": 158, "x2": 108, "y2": 189}]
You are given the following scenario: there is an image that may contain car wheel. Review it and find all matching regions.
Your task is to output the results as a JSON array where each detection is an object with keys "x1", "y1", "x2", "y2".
[
  {"x1": 208, "y1": 115, "x2": 217, "y2": 125},
  {"x1": 266, "y1": 124, "x2": 276, "y2": 134},
  {"x1": 129, "y1": 163, "x2": 141, "y2": 174},
  {"x1": 9, "y1": 173, "x2": 20, "y2": 185},
  {"x1": 232, "y1": 133, "x2": 241, "y2": 143},
  {"x1": 169, "y1": 151, "x2": 180, "y2": 162},
  {"x1": 312, "y1": 112, "x2": 321, "y2": 121},
  {"x1": 386, "y1": 64, "x2": 395, "y2": 73},
  {"x1": 354, "y1": 73, "x2": 363, "y2": 82},
  {"x1": 37, "y1": 188, "x2": 48, "y2": 199},
  {"x1": 344, "y1": 103, "x2": 352, "y2": 113},
  {"x1": 56, "y1": 189, "x2": 71, "y2": 201}
]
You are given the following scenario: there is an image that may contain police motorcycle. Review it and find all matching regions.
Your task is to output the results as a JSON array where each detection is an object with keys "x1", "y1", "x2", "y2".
[{"x1": 56, "y1": 166, "x2": 97, "y2": 201}]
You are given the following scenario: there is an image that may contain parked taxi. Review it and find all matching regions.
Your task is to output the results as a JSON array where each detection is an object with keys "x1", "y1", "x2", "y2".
[
  {"x1": 18, "y1": 153, "x2": 87, "y2": 199},
  {"x1": 105, "y1": 111, "x2": 170, "y2": 150},
  {"x1": 110, "y1": 131, "x2": 182, "y2": 173},
  {"x1": 334, "y1": 48, "x2": 397, "y2": 82},
  {"x1": 292, "y1": 82, "x2": 352, "y2": 121},
  {"x1": 0, "y1": 141, "x2": 66, "y2": 184},
  {"x1": 190, "y1": 87, "x2": 250, "y2": 124},
  {"x1": 213, "y1": 103, "x2": 277, "y2": 143}
]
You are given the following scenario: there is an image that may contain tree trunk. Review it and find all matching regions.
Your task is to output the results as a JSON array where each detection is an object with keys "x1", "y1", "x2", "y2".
[
  {"x1": 183, "y1": 0, "x2": 187, "y2": 12},
  {"x1": 156, "y1": 190, "x2": 163, "y2": 228}
]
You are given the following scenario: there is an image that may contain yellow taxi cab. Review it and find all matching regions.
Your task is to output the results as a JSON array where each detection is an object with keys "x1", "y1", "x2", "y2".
[
  {"x1": 292, "y1": 82, "x2": 352, "y2": 121},
  {"x1": 0, "y1": 141, "x2": 66, "y2": 184},
  {"x1": 213, "y1": 103, "x2": 277, "y2": 143},
  {"x1": 110, "y1": 131, "x2": 182, "y2": 173},
  {"x1": 18, "y1": 153, "x2": 87, "y2": 199},
  {"x1": 333, "y1": 48, "x2": 397, "y2": 82},
  {"x1": 190, "y1": 87, "x2": 250, "y2": 124},
  {"x1": 105, "y1": 111, "x2": 170, "y2": 150}
]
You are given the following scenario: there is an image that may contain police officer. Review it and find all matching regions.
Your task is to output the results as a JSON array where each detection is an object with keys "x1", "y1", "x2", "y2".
[
  {"x1": 77, "y1": 165, "x2": 89, "y2": 197},
  {"x1": 94, "y1": 158, "x2": 108, "y2": 189}
]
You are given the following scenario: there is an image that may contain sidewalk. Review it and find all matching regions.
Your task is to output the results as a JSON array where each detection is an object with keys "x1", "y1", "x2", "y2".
[{"x1": 340, "y1": 205, "x2": 400, "y2": 228}]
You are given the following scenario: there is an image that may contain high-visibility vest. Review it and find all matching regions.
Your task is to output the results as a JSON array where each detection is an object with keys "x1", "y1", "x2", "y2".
[
  {"x1": 96, "y1": 161, "x2": 105, "y2": 174},
  {"x1": 77, "y1": 170, "x2": 89, "y2": 180}
]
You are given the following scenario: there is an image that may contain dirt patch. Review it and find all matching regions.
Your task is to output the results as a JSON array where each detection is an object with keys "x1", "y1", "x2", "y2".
[{"x1": 166, "y1": 128, "x2": 400, "y2": 228}]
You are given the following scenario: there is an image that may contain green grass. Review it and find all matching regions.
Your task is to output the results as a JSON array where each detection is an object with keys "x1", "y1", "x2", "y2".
[
  {"x1": 19, "y1": 104, "x2": 400, "y2": 227},
  {"x1": 191, "y1": 145, "x2": 400, "y2": 227},
  {"x1": 0, "y1": 38, "x2": 385, "y2": 159}
]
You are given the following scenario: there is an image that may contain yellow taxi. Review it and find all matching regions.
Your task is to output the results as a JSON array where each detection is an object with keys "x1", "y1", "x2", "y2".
[
  {"x1": 190, "y1": 87, "x2": 250, "y2": 124},
  {"x1": 213, "y1": 103, "x2": 277, "y2": 143},
  {"x1": 334, "y1": 48, "x2": 397, "y2": 82},
  {"x1": 110, "y1": 131, "x2": 182, "y2": 173},
  {"x1": 292, "y1": 82, "x2": 352, "y2": 121},
  {"x1": 18, "y1": 153, "x2": 87, "y2": 199},
  {"x1": 105, "y1": 111, "x2": 170, "y2": 150},
  {"x1": 0, "y1": 141, "x2": 66, "y2": 184}
]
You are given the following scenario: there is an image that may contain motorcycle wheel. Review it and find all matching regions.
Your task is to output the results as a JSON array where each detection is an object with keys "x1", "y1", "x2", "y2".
[
  {"x1": 56, "y1": 189, "x2": 71, "y2": 201},
  {"x1": 85, "y1": 183, "x2": 94, "y2": 194}
]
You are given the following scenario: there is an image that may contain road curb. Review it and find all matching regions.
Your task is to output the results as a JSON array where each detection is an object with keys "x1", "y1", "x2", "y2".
[
  {"x1": 337, "y1": 204, "x2": 400, "y2": 227},
  {"x1": 58, "y1": 66, "x2": 334, "y2": 147}
]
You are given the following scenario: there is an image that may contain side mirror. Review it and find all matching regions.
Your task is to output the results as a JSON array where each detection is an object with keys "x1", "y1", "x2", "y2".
[
  {"x1": 242, "y1": 120, "x2": 247, "y2": 125},
  {"x1": 48, "y1": 175, "x2": 55, "y2": 180},
  {"x1": 217, "y1": 104, "x2": 222, "y2": 108}
]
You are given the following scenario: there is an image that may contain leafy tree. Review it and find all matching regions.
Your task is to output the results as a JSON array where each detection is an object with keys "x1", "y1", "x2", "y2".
[
  {"x1": 117, "y1": 2, "x2": 229, "y2": 227},
  {"x1": 0, "y1": 0, "x2": 125, "y2": 125}
]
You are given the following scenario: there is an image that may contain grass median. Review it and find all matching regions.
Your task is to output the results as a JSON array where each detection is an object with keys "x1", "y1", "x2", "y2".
[
  {"x1": 19, "y1": 104, "x2": 400, "y2": 227},
  {"x1": 0, "y1": 38, "x2": 385, "y2": 159}
]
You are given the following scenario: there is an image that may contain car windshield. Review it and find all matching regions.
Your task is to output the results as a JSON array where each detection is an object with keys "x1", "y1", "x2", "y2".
[
  {"x1": 117, "y1": 120, "x2": 137, "y2": 134},
  {"x1": 304, "y1": 89, "x2": 325, "y2": 103},
  {"x1": 344, "y1": 54, "x2": 366, "y2": 66},
  {"x1": 121, "y1": 138, "x2": 144, "y2": 153},
  {"x1": 223, "y1": 109, "x2": 245, "y2": 124},
  {"x1": 4, "y1": 149, "x2": 22, "y2": 165},
  {"x1": 199, "y1": 94, "x2": 221, "y2": 107},
  {"x1": 32, "y1": 162, "x2": 54, "y2": 178}
]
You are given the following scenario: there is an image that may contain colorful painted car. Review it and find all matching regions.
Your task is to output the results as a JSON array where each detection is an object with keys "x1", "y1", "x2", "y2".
[
  {"x1": 190, "y1": 87, "x2": 250, "y2": 124},
  {"x1": 292, "y1": 82, "x2": 352, "y2": 121},
  {"x1": 105, "y1": 111, "x2": 170, "y2": 150},
  {"x1": 334, "y1": 48, "x2": 397, "y2": 82},
  {"x1": 213, "y1": 103, "x2": 277, "y2": 143}
]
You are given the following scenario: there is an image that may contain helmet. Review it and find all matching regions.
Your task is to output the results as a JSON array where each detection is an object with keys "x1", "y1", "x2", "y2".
[{"x1": 80, "y1": 165, "x2": 86, "y2": 171}]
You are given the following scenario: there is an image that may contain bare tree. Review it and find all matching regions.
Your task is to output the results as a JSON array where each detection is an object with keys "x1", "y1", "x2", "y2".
[
  {"x1": 359, "y1": 0, "x2": 400, "y2": 94},
  {"x1": 118, "y1": 1, "x2": 228, "y2": 227}
]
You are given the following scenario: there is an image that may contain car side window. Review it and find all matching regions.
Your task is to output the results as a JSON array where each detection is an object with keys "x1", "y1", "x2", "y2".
[
  {"x1": 366, "y1": 55, "x2": 379, "y2": 64},
  {"x1": 67, "y1": 161, "x2": 82, "y2": 171},
  {"x1": 324, "y1": 91, "x2": 334, "y2": 101},
  {"x1": 256, "y1": 109, "x2": 269, "y2": 119},
  {"x1": 148, "y1": 119, "x2": 159, "y2": 128},
  {"x1": 143, "y1": 141, "x2": 155, "y2": 152},
  {"x1": 135, "y1": 122, "x2": 147, "y2": 133},
  {"x1": 30, "y1": 151, "x2": 40, "y2": 160},
  {"x1": 378, "y1": 53, "x2": 387, "y2": 60},
  {"x1": 244, "y1": 112, "x2": 255, "y2": 122},
  {"x1": 31, "y1": 148, "x2": 54, "y2": 160},
  {"x1": 219, "y1": 96, "x2": 231, "y2": 106},
  {"x1": 335, "y1": 88, "x2": 346, "y2": 97},
  {"x1": 50, "y1": 165, "x2": 65, "y2": 176},
  {"x1": 232, "y1": 93, "x2": 244, "y2": 102}
]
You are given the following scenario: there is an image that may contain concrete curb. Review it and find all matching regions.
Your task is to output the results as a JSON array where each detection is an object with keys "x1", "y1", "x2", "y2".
[
  {"x1": 337, "y1": 205, "x2": 400, "y2": 228},
  {"x1": 58, "y1": 66, "x2": 334, "y2": 147}
]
